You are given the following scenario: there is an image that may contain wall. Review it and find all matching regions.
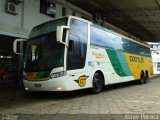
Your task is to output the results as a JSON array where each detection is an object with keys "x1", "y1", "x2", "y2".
[
  {"x1": 0, "y1": 0, "x2": 25, "y2": 37},
  {"x1": 0, "y1": 0, "x2": 92, "y2": 38},
  {"x1": 151, "y1": 44, "x2": 160, "y2": 74}
]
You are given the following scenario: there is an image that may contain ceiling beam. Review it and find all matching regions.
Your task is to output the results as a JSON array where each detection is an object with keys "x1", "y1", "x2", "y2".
[
  {"x1": 156, "y1": 0, "x2": 160, "y2": 9},
  {"x1": 102, "y1": 8, "x2": 160, "y2": 17},
  {"x1": 68, "y1": 0, "x2": 159, "y2": 41}
]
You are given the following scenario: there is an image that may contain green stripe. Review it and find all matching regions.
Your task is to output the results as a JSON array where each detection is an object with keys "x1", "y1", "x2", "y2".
[
  {"x1": 106, "y1": 49, "x2": 132, "y2": 77},
  {"x1": 36, "y1": 71, "x2": 51, "y2": 78}
]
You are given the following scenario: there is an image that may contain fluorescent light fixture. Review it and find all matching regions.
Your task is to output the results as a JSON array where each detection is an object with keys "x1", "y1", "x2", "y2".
[{"x1": 47, "y1": 4, "x2": 56, "y2": 14}]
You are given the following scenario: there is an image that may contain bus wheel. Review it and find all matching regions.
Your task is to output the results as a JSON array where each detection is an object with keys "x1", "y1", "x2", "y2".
[
  {"x1": 91, "y1": 73, "x2": 103, "y2": 94},
  {"x1": 139, "y1": 72, "x2": 146, "y2": 84},
  {"x1": 145, "y1": 71, "x2": 149, "y2": 81}
]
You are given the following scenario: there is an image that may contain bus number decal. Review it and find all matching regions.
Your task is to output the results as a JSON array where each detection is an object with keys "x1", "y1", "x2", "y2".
[{"x1": 74, "y1": 75, "x2": 89, "y2": 87}]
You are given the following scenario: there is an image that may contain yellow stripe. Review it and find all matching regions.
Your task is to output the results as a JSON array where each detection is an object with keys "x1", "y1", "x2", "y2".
[
  {"x1": 96, "y1": 56, "x2": 106, "y2": 58},
  {"x1": 27, "y1": 77, "x2": 49, "y2": 81},
  {"x1": 25, "y1": 72, "x2": 49, "y2": 81}
]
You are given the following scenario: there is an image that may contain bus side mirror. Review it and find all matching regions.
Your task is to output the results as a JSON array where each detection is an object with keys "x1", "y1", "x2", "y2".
[
  {"x1": 57, "y1": 26, "x2": 70, "y2": 47},
  {"x1": 13, "y1": 39, "x2": 27, "y2": 55}
]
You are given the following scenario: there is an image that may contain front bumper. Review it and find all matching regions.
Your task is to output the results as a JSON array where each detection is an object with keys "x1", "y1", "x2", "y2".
[{"x1": 23, "y1": 75, "x2": 86, "y2": 92}]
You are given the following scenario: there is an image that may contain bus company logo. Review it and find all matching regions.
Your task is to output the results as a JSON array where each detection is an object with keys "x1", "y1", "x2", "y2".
[
  {"x1": 74, "y1": 75, "x2": 89, "y2": 87},
  {"x1": 92, "y1": 52, "x2": 106, "y2": 58},
  {"x1": 129, "y1": 56, "x2": 144, "y2": 63}
]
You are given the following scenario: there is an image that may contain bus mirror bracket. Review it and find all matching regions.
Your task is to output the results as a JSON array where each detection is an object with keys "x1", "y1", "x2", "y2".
[
  {"x1": 57, "y1": 26, "x2": 70, "y2": 47},
  {"x1": 13, "y1": 39, "x2": 27, "y2": 55}
]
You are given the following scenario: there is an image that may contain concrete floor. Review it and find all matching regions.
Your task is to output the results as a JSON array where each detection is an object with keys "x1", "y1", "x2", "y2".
[{"x1": 0, "y1": 77, "x2": 160, "y2": 119}]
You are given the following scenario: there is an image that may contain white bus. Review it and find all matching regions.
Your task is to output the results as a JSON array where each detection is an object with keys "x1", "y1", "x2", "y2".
[{"x1": 14, "y1": 16, "x2": 153, "y2": 93}]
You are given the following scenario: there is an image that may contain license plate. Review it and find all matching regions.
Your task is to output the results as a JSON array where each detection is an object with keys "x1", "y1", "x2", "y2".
[{"x1": 34, "y1": 84, "x2": 41, "y2": 87}]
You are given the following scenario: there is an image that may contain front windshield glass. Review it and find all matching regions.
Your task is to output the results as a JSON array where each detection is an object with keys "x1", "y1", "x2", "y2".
[{"x1": 25, "y1": 18, "x2": 67, "y2": 72}]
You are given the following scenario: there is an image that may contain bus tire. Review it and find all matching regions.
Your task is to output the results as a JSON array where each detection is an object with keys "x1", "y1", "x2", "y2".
[
  {"x1": 145, "y1": 71, "x2": 149, "y2": 80},
  {"x1": 91, "y1": 73, "x2": 103, "y2": 94},
  {"x1": 139, "y1": 71, "x2": 146, "y2": 84}
]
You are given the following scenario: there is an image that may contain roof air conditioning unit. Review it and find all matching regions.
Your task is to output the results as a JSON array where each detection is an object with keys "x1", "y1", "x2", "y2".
[{"x1": 6, "y1": 2, "x2": 18, "y2": 15}]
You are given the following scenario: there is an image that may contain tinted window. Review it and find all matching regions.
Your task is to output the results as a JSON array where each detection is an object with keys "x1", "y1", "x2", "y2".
[
  {"x1": 91, "y1": 26, "x2": 124, "y2": 50},
  {"x1": 67, "y1": 19, "x2": 88, "y2": 70},
  {"x1": 90, "y1": 25, "x2": 151, "y2": 57},
  {"x1": 25, "y1": 32, "x2": 64, "y2": 72},
  {"x1": 122, "y1": 38, "x2": 151, "y2": 57},
  {"x1": 29, "y1": 18, "x2": 67, "y2": 38}
]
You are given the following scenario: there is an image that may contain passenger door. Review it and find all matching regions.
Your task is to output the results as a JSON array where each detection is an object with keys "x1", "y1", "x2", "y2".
[{"x1": 67, "y1": 19, "x2": 88, "y2": 71}]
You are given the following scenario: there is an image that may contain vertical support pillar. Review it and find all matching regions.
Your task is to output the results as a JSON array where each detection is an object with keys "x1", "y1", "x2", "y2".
[{"x1": 17, "y1": 42, "x2": 24, "y2": 86}]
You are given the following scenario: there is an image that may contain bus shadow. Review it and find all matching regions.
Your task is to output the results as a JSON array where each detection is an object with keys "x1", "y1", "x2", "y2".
[
  {"x1": 26, "y1": 80, "x2": 143, "y2": 100},
  {"x1": 26, "y1": 89, "x2": 91, "y2": 100},
  {"x1": 103, "y1": 80, "x2": 141, "y2": 92}
]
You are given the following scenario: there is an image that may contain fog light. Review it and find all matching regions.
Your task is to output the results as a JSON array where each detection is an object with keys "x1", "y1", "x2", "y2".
[
  {"x1": 57, "y1": 87, "x2": 62, "y2": 90},
  {"x1": 25, "y1": 87, "x2": 29, "y2": 91}
]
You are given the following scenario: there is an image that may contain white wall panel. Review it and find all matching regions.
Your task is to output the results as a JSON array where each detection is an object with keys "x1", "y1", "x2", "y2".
[{"x1": 0, "y1": 0, "x2": 92, "y2": 38}]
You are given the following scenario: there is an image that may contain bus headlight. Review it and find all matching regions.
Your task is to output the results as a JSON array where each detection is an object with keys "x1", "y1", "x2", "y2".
[
  {"x1": 50, "y1": 71, "x2": 66, "y2": 79},
  {"x1": 25, "y1": 87, "x2": 29, "y2": 91}
]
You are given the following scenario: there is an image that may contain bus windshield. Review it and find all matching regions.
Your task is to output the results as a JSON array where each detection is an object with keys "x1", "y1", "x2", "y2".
[{"x1": 24, "y1": 18, "x2": 67, "y2": 72}]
